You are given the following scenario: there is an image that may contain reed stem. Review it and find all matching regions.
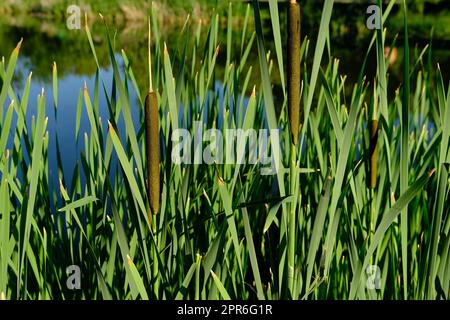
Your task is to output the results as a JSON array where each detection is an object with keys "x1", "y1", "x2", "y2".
[
  {"x1": 368, "y1": 90, "x2": 378, "y2": 242},
  {"x1": 369, "y1": 119, "x2": 378, "y2": 190},
  {"x1": 288, "y1": 142, "x2": 297, "y2": 296}
]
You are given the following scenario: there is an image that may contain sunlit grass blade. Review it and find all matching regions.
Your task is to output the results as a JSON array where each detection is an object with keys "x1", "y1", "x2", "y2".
[
  {"x1": 400, "y1": 0, "x2": 410, "y2": 299},
  {"x1": 211, "y1": 271, "x2": 231, "y2": 300}
]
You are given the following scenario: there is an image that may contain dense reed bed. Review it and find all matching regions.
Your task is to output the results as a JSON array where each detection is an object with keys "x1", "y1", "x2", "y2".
[{"x1": 0, "y1": 0, "x2": 449, "y2": 300}]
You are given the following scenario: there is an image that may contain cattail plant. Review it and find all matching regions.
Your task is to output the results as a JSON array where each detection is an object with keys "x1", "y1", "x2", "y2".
[
  {"x1": 145, "y1": 16, "x2": 161, "y2": 296},
  {"x1": 287, "y1": 0, "x2": 301, "y2": 296},
  {"x1": 145, "y1": 18, "x2": 160, "y2": 218}
]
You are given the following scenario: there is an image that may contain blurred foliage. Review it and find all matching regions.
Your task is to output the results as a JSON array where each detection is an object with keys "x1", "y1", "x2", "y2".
[{"x1": 0, "y1": 0, "x2": 449, "y2": 91}]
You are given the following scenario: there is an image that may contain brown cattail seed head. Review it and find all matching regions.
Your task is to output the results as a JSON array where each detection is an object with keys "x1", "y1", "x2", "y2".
[
  {"x1": 145, "y1": 92, "x2": 160, "y2": 216},
  {"x1": 287, "y1": 1, "x2": 301, "y2": 145}
]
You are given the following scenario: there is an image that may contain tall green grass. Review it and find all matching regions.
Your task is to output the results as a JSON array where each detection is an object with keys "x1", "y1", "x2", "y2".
[{"x1": 0, "y1": 0, "x2": 449, "y2": 300}]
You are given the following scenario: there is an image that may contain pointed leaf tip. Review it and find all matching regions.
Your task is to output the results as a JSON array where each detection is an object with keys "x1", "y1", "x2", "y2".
[
  {"x1": 15, "y1": 38, "x2": 23, "y2": 53},
  {"x1": 126, "y1": 254, "x2": 133, "y2": 266},
  {"x1": 107, "y1": 120, "x2": 114, "y2": 132}
]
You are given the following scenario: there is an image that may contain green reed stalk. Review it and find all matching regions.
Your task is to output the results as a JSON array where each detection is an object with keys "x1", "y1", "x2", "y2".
[
  {"x1": 288, "y1": 142, "x2": 297, "y2": 296},
  {"x1": 287, "y1": 0, "x2": 301, "y2": 296},
  {"x1": 369, "y1": 95, "x2": 378, "y2": 237},
  {"x1": 369, "y1": 121, "x2": 378, "y2": 190},
  {"x1": 400, "y1": 0, "x2": 410, "y2": 299}
]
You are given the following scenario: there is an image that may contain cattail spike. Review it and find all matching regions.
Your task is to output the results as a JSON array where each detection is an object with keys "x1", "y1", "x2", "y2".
[
  {"x1": 145, "y1": 92, "x2": 160, "y2": 217},
  {"x1": 287, "y1": 1, "x2": 301, "y2": 145}
]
